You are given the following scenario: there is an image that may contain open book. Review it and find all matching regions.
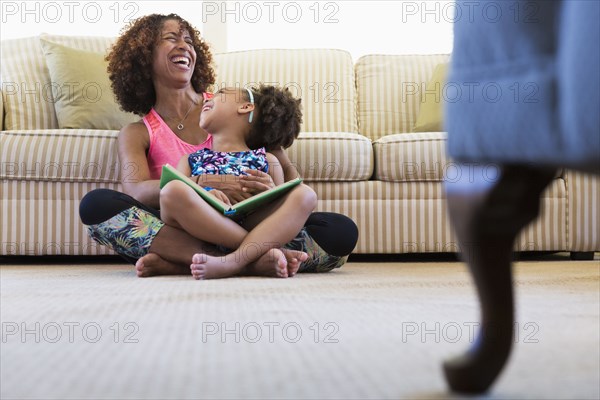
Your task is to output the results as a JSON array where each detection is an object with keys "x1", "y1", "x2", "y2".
[{"x1": 159, "y1": 164, "x2": 303, "y2": 218}]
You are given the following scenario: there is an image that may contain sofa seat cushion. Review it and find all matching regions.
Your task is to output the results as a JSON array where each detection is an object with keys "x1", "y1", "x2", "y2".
[
  {"x1": 0, "y1": 130, "x2": 120, "y2": 184},
  {"x1": 286, "y1": 132, "x2": 373, "y2": 182},
  {"x1": 0, "y1": 130, "x2": 373, "y2": 185},
  {"x1": 373, "y1": 132, "x2": 449, "y2": 182}
]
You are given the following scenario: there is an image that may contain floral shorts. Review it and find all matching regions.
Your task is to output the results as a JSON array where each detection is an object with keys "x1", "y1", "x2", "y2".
[
  {"x1": 86, "y1": 206, "x2": 346, "y2": 272},
  {"x1": 284, "y1": 228, "x2": 347, "y2": 273},
  {"x1": 86, "y1": 206, "x2": 165, "y2": 260}
]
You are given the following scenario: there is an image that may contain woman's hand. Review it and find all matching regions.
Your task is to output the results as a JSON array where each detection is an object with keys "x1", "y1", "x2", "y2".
[
  {"x1": 197, "y1": 175, "x2": 252, "y2": 204},
  {"x1": 239, "y1": 169, "x2": 275, "y2": 194},
  {"x1": 209, "y1": 189, "x2": 232, "y2": 206}
]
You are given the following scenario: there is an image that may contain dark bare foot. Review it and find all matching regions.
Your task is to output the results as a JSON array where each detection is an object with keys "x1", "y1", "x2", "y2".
[
  {"x1": 282, "y1": 249, "x2": 307, "y2": 277},
  {"x1": 246, "y1": 248, "x2": 307, "y2": 278},
  {"x1": 135, "y1": 253, "x2": 189, "y2": 277},
  {"x1": 190, "y1": 253, "x2": 246, "y2": 280}
]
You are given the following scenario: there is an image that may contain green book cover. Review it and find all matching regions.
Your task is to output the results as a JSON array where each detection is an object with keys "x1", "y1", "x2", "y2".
[{"x1": 159, "y1": 164, "x2": 303, "y2": 218}]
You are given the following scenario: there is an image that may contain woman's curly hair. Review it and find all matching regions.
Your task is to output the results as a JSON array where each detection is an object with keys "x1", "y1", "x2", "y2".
[
  {"x1": 245, "y1": 85, "x2": 303, "y2": 151},
  {"x1": 106, "y1": 13, "x2": 215, "y2": 116}
]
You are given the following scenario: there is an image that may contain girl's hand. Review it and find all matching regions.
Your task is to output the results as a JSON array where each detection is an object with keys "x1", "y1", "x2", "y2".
[
  {"x1": 239, "y1": 169, "x2": 275, "y2": 194},
  {"x1": 209, "y1": 189, "x2": 232, "y2": 206}
]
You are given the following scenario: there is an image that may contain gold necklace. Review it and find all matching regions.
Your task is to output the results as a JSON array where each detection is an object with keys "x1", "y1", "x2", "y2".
[{"x1": 163, "y1": 99, "x2": 197, "y2": 130}]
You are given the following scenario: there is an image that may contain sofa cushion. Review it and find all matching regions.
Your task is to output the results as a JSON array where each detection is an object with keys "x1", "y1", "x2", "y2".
[
  {"x1": 1, "y1": 37, "x2": 57, "y2": 130},
  {"x1": 0, "y1": 85, "x2": 4, "y2": 129},
  {"x1": 356, "y1": 54, "x2": 450, "y2": 141},
  {"x1": 286, "y1": 132, "x2": 373, "y2": 181},
  {"x1": 0, "y1": 35, "x2": 115, "y2": 131},
  {"x1": 0, "y1": 130, "x2": 120, "y2": 184},
  {"x1": 413, "y1": 62, "x2": 449, "y2": 132},
  {"x1": 373, "y1": 132, "x2": 449, "y2": 182},
  {"x1": 0, "y1": 129, "x2": 372, "y2": 184},
  {"x1": 213, "y1": 49, "x2": 358, "y2": 133},
  {"x1": 40, "y1": 39, "x2": 138, "y2": 130}
]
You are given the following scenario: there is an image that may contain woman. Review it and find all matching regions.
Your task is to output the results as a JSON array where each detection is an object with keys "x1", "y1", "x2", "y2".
[{"x1": 79, "y1": 13, "x2": 358, "y2": 277}]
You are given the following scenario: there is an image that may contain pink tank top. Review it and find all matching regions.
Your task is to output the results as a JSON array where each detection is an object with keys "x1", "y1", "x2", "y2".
[{"x1": 144, "y1": 108, "x2": 213, "y2": 179}]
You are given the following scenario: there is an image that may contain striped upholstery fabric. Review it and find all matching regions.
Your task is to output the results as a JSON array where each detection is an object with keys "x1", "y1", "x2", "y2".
[
  {"x1": 1, "y1": 37, "x2": 58, "y2": 130},
  {"x1": 565, "y1": 171, "x2": 600, "y2": 252},
  {"x1": 213, "y1": 49, "x2": 358, "y2": 133},
  {"x1": 0, "y1": 130, "x2": 120, "y2": 183},
  {"x1": 0, "y1": 180, "x2": 120, "y2": 256},
  {"x1": 374, "y1": 132, "x2": 448, "y2": 182},
  {"x1": 308, "y1": 179, "x2": 566, "y2": 253},
  {"x1": 0, "y1": 87, "x2": 4, "y2": 129},
  {"x1": 0, "y1": 129, "x2": 120, "y2": 256},
  {"x1": 0, "y1": 35, "x2": 115, "y2": 131},
  {"x1": 356, "y1": 54, "x2": 450, "y2": 140},
  {"x1": 285, "y1": 132, "x2": 372, "y2": 181},
  {"x1": 1, "y1": 36, "x2": 598, "y2": 256}
]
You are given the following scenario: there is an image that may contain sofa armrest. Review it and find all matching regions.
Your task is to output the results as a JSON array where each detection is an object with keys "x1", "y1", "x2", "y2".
[{"x1": 564, "y1": 169, "x2": 600, "y2": 251}]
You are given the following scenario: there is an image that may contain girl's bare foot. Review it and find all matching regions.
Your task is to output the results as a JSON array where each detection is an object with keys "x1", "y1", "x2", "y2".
[
  {"x1": 135, "y1": 253, "x2": 189, "y2": 277},
  {"x1": 190, "y1": 253, "x2": 247, "y2": 280}
]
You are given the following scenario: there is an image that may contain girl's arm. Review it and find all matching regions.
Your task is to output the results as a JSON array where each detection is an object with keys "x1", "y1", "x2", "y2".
[{"x1": 117, "y1": 122, "x2": 161, "y2": 209}]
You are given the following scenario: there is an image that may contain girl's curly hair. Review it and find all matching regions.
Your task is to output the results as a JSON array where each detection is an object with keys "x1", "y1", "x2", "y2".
[
  {"x1": 245, "y1": 85, "x2": 302, "y2": 151},
  {"x1": 106, "y1": 14, "x2": 215, "y2": 116}
]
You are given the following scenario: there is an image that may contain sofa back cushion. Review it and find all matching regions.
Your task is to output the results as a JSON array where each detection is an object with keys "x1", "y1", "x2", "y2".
[
  {"x1": 39, "y1": 38, "x2": 138, "y2": 130},
  {"x1": 355, "y1": 54, "x2": 450, "y2": 141},
  {"x1": 213, "y1": 49, "x2": 358, "y2": 133},
  {"x1": 1, "y1": 35, "x2": 115, "y2": 130}
]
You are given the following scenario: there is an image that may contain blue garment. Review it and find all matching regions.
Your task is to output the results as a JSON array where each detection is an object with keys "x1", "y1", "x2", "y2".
[
  {"x1": 446, "y1": 0, "x2": 599, "y2": 172},
  {"x1": 188, "y1": 147, "x2": 269, "y2": 176}
]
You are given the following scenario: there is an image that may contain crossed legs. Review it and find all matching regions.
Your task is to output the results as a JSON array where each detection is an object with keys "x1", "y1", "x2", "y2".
[{"x1": 159, "y1": 180, "x2": 317, "y2": 279}]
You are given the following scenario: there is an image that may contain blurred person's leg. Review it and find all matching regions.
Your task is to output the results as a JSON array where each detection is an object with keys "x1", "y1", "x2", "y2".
[
  {"x1": 444, "y1": 164, "x2": 555, "y2": 393},
  {"x1": 442, "y1": 0, "x2": 598, "y2": 393}
]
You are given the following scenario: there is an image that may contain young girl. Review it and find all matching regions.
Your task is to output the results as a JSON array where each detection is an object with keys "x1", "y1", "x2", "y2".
[{"x1": 159, "y1": 85, "x2": 317, "y2": 280}]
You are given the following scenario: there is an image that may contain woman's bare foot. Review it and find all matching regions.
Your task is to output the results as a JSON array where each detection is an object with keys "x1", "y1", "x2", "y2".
[
  {"x1": 247, "y1": 248, "x2": 308, "y2": 278},
  {"x1": 135, "y1": 253, "x2": 189, "y2": 277},
  {"x1": 282, "y1": 249, "x2": 307, "y2": 277}
]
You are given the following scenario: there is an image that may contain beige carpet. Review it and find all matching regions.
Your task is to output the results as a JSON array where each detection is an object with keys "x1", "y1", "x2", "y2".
[{"x1": 1, "y1": 255, "x2": 599, "y2": 399}]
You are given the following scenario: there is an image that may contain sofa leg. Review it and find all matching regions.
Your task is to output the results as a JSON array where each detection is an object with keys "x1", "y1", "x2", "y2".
[
  {"x1": 570, "y1": 252, "x2": 595, "y2": 260},
  {"x1": 443, "y1": 165, "x2": 556, "y2": 394}
]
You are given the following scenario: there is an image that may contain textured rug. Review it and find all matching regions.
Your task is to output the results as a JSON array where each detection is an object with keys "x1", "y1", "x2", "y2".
[{"x1": 1, "y1": 255, "x2": 599, "y2": 399}]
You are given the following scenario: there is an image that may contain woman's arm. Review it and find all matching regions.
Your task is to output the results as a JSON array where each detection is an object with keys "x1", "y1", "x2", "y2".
[
  {"x1": 238, "y1": 146, "x2": 296, "y2": 194},
  {"x1": 117, "y1": 122, "x2": 161, "y2": 209},
  {"x1": 179, "y1": 155, "x2": 253, "y2": 203},
  {"x1": 269, "y1": 147, "x2": 300, "y2": 182},
  {"x1": 266, "y1": 152, "x2": 284, "y2": 186},
  {"x1": 176, "y1": 154, "x2": 192, "y2": 176}
]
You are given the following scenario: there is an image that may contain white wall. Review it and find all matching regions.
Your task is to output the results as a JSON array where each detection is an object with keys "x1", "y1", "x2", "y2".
[
  {"x1": 0, "y1": 1, "x2": 206, "y2": 39},
  {"x1": 221, "y1": 1, "x2": 454, "y2": 59},
  {"x1": 1, "y1": 0, "x2": 454, "y2": 59}
]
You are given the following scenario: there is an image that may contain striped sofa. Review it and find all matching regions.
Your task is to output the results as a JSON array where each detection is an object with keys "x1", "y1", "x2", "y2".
[{"x1": 1, "y1": 35, "x2": 599, "y2": 256}]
